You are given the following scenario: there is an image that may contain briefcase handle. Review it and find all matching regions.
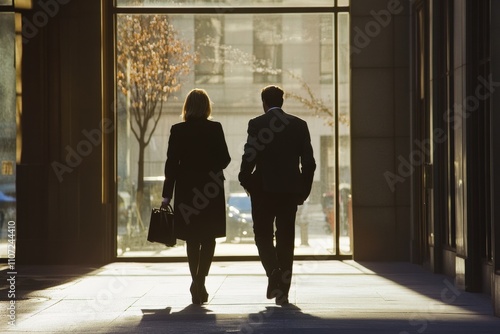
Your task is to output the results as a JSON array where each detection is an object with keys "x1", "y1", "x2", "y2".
[{"x1": 156, "y1": 204, "x2": 173, "y2": 214}]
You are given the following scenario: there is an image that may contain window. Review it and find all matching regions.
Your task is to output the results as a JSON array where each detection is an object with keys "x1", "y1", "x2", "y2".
[
  {"x1": 195, "y1": 15, "x2": 224, "y2": 84},
  {"x1": 253, "y1": 15, "x2": 282, "y2": 83},
  {"x1": 320, "y1": 15, "x2": 333, "y2": 84},
  {"x1": 114, "y1": 2, "x2": 351, "y2": 259},
  {"x1": 117, "y1": 0, "x2": 340, "y2": 8},
  {"x1": 0, "y1": 11, "x2": 16, "y2": 258}
]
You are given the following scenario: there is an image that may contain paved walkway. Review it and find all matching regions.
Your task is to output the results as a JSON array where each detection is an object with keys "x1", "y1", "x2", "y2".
[{"x1": 1, "y1": 260, "x2": 500, "y2": 333}]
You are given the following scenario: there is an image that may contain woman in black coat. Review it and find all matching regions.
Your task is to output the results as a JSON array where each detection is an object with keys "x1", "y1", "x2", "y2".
[{"x1": 161, "y1": 88, "x2": 230, "y2": 304}]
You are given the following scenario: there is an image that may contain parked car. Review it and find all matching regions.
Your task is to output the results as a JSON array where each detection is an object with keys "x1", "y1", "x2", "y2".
[{"x1": 226, "y1": 192, "x2": 254, "y2": 242}]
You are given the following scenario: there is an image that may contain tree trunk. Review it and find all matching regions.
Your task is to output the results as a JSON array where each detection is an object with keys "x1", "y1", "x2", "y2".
[{"x1": 136, "y1": 141, "x2": 146, "y2": 230}]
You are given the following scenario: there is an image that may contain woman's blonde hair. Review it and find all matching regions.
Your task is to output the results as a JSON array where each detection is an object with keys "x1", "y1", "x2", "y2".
[{"x1": 182, "y1": 88, "x2": 212, "y2": 121}]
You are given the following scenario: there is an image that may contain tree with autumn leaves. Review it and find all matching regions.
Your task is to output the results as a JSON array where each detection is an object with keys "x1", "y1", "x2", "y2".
[{"x1": 117, "y1": 15, "x2": 196, "y2": 225}]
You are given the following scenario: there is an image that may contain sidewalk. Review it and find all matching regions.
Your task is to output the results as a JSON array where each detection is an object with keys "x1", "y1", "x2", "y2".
[{"x1": 1, "y1": 260, "x2": 499, "y2": 333}]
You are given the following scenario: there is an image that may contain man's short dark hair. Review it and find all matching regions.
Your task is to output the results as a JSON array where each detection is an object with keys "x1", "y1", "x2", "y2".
[{"x1": 261, "y1": 85, "x2": 284, "y2": 108}]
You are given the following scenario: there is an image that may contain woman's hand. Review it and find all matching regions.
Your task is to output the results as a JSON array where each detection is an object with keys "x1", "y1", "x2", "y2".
[{"x1": 161, "y1": 197, "x2": 171, "y2": 209}]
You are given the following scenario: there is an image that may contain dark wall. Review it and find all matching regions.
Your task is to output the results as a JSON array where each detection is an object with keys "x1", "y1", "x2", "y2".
[
  {"x1": 490, "y1": 0, "x2": 500, "y2": 317},
  {"x1": 350, "y1": 0, "x2": 411, "y2": 261},
  {"x1": 17, "y1": 0, "x2": 114, "y2": 264}
]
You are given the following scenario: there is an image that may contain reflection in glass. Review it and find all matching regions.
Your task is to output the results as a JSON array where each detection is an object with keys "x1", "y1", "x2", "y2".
[
  {"x1": 0, "y1": 13, "x2": 16, "y2": 258},
  {"x1": 116, "y1": 12, "x2": 350, "y2": 258}
]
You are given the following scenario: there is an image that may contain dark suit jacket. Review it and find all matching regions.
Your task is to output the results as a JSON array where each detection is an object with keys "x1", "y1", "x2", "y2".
[
  {"x1": 162, "y1": 119, "x2": 231, "y2": 240},
  {"x1": 238, "y1": 108, "x2": 316, "y2": 204}
]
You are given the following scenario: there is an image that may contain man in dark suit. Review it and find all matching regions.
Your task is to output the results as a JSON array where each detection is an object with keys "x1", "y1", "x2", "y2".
[{"x1": 239, "y1": 85, "x2": 316, "y2": 305}]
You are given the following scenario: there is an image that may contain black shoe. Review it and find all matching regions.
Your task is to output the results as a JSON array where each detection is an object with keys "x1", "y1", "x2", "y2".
[
  {"x1": 190, "y1": 281, "x2": 201, "y2": 305},
  {"x1": 275, "y1": 294, "x2": 289, "y2": 305},
  {"x1": 196, "y1": 275, "x2": 208, "y2": 304},
  {"x1": 198, "y1": 283, "x2": 208, "y2": 304},
  {"x1": 266, "y1": 269, "x2": 282, "y2": 299}
]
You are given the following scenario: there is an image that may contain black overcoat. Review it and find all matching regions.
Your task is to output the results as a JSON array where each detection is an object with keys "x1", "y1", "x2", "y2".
[{"x1": 162, "y1": 119, "x2": 231, "y2": 240}]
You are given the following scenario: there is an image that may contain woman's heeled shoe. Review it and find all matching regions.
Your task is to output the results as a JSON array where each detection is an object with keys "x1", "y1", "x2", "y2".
[
  {"x1": 198, "y1": 285, "x2": 208, "y2": 303},
  {"x1": 190, "y1": 281, "x2": 201, "y2": 304},
  {"x1": 196, "y1": 276, "x2": 208, "y2": 304}
]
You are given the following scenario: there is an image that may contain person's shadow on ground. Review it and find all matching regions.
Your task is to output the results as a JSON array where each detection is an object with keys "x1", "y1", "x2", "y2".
[
  {"x1": 139, "y1": 304, "x2": 219, "y2": 332},
  {"x1": 138, "y1": 303, "x2": 319, "y2": 333},
  {"x1": 141, "y1": 304, "x2": 215, "y2": 320},
  {"x1": 237, "y1": 303, "x2": 328, "y2": 334}
]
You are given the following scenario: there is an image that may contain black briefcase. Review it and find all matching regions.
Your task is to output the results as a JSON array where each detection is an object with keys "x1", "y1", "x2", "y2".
[{"x1": 147, "y1": 205, "x2": 176, "y2": 247}]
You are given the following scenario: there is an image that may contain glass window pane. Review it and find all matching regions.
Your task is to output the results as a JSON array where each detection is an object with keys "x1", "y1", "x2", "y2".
[
  {"x1": 117, "y1": 0, "x2": 336, "y2": 8},
  {"x1": 320, "y1": 15, "x2": 333, "y2": 84},
  {"x1": 195, "y1": 16, "x2": 225, "y2": 84},
  {"x1": 337, "y1": 12, "x2": 351, "y2": 255},
  {"x1": 337, "y1": 0, "x2": 349, "y2": 6},
  {"x1": 0, "y1": 12, "x2": 16, "y2": 258},
  {"x1": 253, "y1": 15, "x2": 282, "y2": 83},
  {"x1": 0, "y1": 0, "x2": 13, "y2": 6},
  {"x1": 116, "y1": 12, "x2": 349, "y2": 258}
]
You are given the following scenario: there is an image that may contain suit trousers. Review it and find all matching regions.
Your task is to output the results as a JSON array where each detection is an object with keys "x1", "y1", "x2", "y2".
[{"x1": 250, "y1": 191, "x2": 298, "y2": 296}]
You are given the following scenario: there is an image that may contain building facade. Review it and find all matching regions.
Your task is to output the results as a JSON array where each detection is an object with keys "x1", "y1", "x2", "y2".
[{"x1": 0, "y1": 0, "x2": 498, "y2": 316}]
